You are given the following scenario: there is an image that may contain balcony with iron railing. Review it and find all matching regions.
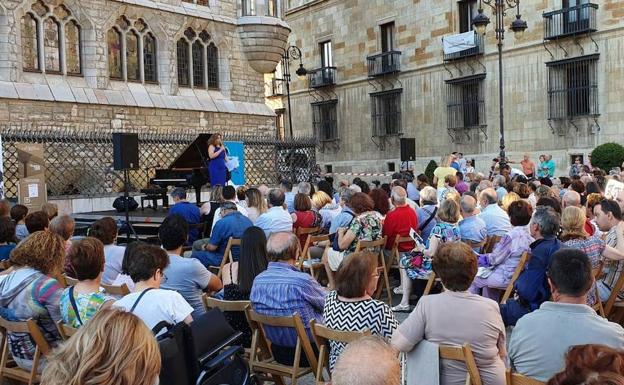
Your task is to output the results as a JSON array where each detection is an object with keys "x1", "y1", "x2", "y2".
[
  {"x1": 308, "y1": 67, "x2": 337, "y2": 88},
  {"x1": 443, "y1": 32, "x2": 484, "y2": 61},
  {"x1": 367, "y1": 51, "x2": 401, "y2": 77},
  {"x1": 543, "y1": 3, "x2": 598, "y2": 40}
]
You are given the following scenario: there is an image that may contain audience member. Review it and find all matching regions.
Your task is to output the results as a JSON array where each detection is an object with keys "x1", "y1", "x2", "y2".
[
  {"x1": 250, "y1": 232, "x2": 326, "y2": 365},
  {"x1": 60, "y1": 237, "x2": 113, "y2": 328},
  {"x1": 159, "y1": 215, "x2": 222, "y2": 319},
  {"x1": 41, "y1": 308, "x2": 161, "y2": 385},
  {"x1": 417, "y1": 186, "x2": 438, "y2": 241},
  {"x1": 406, "y1": 175, "x2": 420, "y2": 201},
  {"x1": 547, "y1": 344, "x2": 624, "y2": 385},
  {"x1": 433, "y1": 154, "x2": 457, "y2": 189},
  {"x1": 509, "y1": 249, "x2": 624, "y2": 382},
  {"x1": 90, "y1": 217, "x2": 125, "y2": 285},
  {"x1": 10, "y1": 204, "x2": 29, "y2": 241},
  {"x1": 501, "y1": 191, "x2": 521, "y2": 212},
  {"x1": 332, "y1": 336, "x2": 400, "y2": 385},
  {"x1": 323, "y1": 252, "x2": 398, "y2": 370},
  {"x1": 255, "y1": 188, "x2": 294, "y2": 237},
  {"x1": 49, "y1": 215, "x2": 75, "y2": 254},
  {"x1": 312, "y1": 190, "x2": 341, "y2": 232},
  {"x1": 478, "y1": 188, "x2": 512, "y2": 236},
  {"x1": 192, "y1": 201, "x2": 252, "y2": 268},
  {"x1": 280, "y1": 180, "x2": 295, "y2": 214},
  {"x1": 594, "y1": 199, "x2": 624, "y2": 302},
  {"x1": 317, "y1": 180, "x2": 334, "y2": 199},
  {"x1": 470, "y1": 200, "x2": 534, "y2": 300},
  {"x1": 392, "y1": 178, "x2": 419, "y2": 210},
  {"x1": 236, "y1": 185, "x2": 247, "y2": 207},
  {"x1": 24, "y1": 211, "x2": 49, "y2": 233},
  {"x1": 392, "y1": 242, "x2": 507, "y2": 385},
  {"x1": 500, "y1": 206, "x2": 562, "y2": 326},
  {"x1": 114, "y1": 244, "x2": 193, "y2": 330},
  {"x1": 292, "y1": 193, "x2": 322, "y2": 248},
  {"x1": 298, "y1": 181, "x2": 313, "y2": 196},
  {"x1": 455, "y1": 172, "x2": 469, "y2": 195},
  {"x1": 0, "y1": 199, "x2": 10, "y2": 218},
  {"x1": 0, "y1": 231, "x2": 65, "y2": 370},
  {"x1": 41, "y1": 202, "x2": 59, "y2": 220},
  {"x1": 200, "y1": 185, "x2": 224, "y2": 234},
  {"x1": 168, "y1": 187, "x2": 201, "y2": 243},
  {"x1": 458, "y1": 194, "x2": 487, "y2": 251},
  {"x1": 493, "y1": 175, "x2": 507, "y2": 202},
  {"x1": 423, "y1": 199, "x2": 461, "y2": 259},
  {"x1": 211, "y1": 185, "x2": 249, "y2": 231},
  {"x1": 438, "y1": 174, "x2": 458, "y2": 202},
  {"x1": 537, "y1": 196, "x2": 562, "y2": 215},
  {"x1": 222, "y1": 226, "x2": 268, "y2": 347},
  {"x1": 370, "y1": 188, "x2": 390, "y2": 216},
  {"x1": 245, "y1": 187, "x2": 267, "y2": 223},
  {"x1": 563, "y1": 190, "x2": 595, "y2": 235},
  {"x1": 0, "y1": 217, "x2": 17, "y2": 261}
]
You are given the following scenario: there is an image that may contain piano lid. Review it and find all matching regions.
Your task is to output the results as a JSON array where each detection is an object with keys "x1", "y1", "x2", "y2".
[{"x1": 169, "y1": 133, "x2": 213, "y2": 169}]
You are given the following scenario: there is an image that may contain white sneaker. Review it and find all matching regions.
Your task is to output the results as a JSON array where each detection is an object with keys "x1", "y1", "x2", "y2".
[
  {"x1": 391, "y1": 304, "x2": 410, "y2": 312},
  {"x1": 393, "y1": 287, "x2": 403, "y2": 295}
]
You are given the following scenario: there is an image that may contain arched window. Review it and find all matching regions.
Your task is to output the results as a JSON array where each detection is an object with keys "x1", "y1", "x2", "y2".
[
  {"x1": 107, "y1": 28, "x2": 123, "y2": 79},
  {"x1": 107, "y1": 17, "x2": 157, "y2": 83},
  {"x1": 143, "y1": 33, "x2": 157, "y2": 83},
  {"x1": 64, "y1": 20, "x2": 81, "y2": 75},
  {"x1": 43, "y1": 17, "x2": 61, "y2": 73},
  {"x1": 177, "y1": 28, "x2": 220, "y2": 90},
  {"x1": 20, "y1": 1, "x2": 82, "y2": 75},
  {"x1": 207, "y1": 43, "x2": 219, "y2": 89},
  {"x1": 192, "y1": 40, "x2": 204, "y2": 87},
  {"x1": 21, "y1": 13, "x2": 39, "y2": 71},
  {"x1": 177, "y1": 39, "x2": 190, "y2": 87}
]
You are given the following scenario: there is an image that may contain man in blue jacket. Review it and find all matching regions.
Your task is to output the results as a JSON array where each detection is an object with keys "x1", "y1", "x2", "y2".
[{"x1": 500, "y1": 206, "x2": 562, "y2": 326}]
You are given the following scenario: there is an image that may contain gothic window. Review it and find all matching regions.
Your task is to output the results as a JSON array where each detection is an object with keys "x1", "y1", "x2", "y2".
[
  {"x1": 65, "y1": 20, "x2": 81, "y2": 74},
  {"x1": 21, "y1": 13, "x2": 39, "y2": 71},
  {"x1": 107, "y1": 17, "x2": 158, "y2": 83},
  {"x1": 207, "y1": 43, "x2": 219, "y2": 89},
  {"x1": 43, "y1": 17, "x2": 61, "y2": 73},
  {"x1": 177, "y1": 28, "x2": 220, "y2": 90}
]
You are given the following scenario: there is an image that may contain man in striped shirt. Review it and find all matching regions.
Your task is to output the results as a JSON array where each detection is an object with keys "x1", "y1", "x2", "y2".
[{"x1": 595, "y1": 200, "x2": 624, "y2": 301}]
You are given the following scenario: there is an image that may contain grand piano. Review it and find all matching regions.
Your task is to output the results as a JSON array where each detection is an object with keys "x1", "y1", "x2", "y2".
[{"x1": 149, "y1": 133, "x2": 212, "y2": 204}]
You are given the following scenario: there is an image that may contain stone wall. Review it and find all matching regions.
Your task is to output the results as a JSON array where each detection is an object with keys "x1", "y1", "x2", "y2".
[{"x1": 281, "y1": 0, "x2": 624, "y2": 176}]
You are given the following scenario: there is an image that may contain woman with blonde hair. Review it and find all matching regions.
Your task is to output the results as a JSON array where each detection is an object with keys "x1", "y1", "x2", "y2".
[
  {"x1": 0, "y1": 231, "x2": 66, "y2": 370},
  {"x1": 312, "y1": 190, "x2": 340, "y2": 231},
  {"x1": 433, "y1": 154, "x2": 457, "y2": 189},
  {"x1": 245, "y1": 187, "x2": 267, "y2": 223},
  {"x1": 501, "y1": 192, "x2": 521, "y2": 212},
  {"x1": 561, "y1": 206, "x2": 624, "y2": 307},
  {"x1": 41, "y1": 308, "x2": 161, "y2": 385}
]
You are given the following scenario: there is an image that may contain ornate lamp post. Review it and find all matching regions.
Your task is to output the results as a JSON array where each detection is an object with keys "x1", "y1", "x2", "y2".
[
  {"x1": 472, "y1": 0, "x2": 527, "y2": 169},
  {"x1": 280, "y1": 46, "x2": 308, "y2": 138}
]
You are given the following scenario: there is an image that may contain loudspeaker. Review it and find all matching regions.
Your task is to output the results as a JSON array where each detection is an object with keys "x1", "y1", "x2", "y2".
[
  {"x1": 400, "y1": 138, "x2": 416, "y2": 162},
  {"x1": 113, "y1": 133, "x2": 139, "y2": 170}
]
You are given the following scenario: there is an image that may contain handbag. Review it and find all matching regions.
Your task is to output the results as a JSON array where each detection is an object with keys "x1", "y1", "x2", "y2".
[{"x1": 331, "y1": 211, "x2": 355, "y2": 252}]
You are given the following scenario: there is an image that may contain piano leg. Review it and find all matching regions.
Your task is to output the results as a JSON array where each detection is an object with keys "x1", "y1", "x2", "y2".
[{"x1": 194, "y1": 184, "x2": 202, "y2": 205}]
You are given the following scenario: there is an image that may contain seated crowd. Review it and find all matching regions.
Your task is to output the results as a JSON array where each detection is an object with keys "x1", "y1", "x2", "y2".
[{"x1": 1, "y1": 154, "x2": 624, "y2": 385}]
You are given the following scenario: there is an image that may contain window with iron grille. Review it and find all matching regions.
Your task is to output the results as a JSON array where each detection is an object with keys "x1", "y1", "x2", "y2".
[
  {"x1": 371, "y1": 90, "x2": 402, "y2": 137},
  {"x1": 445, "y1": 74, "x2": 486, "y2": 130},
  {"x1": 547, "y1": 54, "x2": 599, "y2": 120},
  {"x1": 312, "y1": 100, "x2": 338, "y2": 142}
]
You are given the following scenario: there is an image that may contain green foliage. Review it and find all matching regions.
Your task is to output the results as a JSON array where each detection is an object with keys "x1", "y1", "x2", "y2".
[
  {"x1": 424, "y1": 160, "x2": 438, "y2": 185},
  {"x1": 591, "y1": 143, "x2": 624, "y2": 172}
]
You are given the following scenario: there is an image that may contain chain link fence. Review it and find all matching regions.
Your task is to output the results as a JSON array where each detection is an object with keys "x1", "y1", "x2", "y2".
[{"x1": 1, "y1": 124, "x2": 317, "y2": 199}]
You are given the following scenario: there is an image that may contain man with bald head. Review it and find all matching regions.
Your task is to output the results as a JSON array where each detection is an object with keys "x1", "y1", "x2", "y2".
[
  {"x1": 459, "y1": 195, "x2": 487, "y2": 251},
  {"x1": 562, "y1": 190, "x2": 595, "y2": 235},
  {"x1": 332, "y1": 336, "x2": 400, "y2": 385},
  {"x1": 478, "y1": 188, "x2": 512, "y2": 236},
  {"x1": 250, "y1": 232, "x2": 326, "y2": 365}
]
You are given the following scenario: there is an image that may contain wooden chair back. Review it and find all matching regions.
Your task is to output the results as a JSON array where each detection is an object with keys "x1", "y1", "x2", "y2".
[
  {"x1": 56, "y1": 320, "x2": 78, "y2": 341},
  {"x1": 505, "y1": 369, "x2": 546, "y2": 385},
  {"x1": 64, "y1": 275, "x2": 79, "y2": 286},
  {"x1": 202, "y1": 294, "x2": 250, "y2": 313},
  {"x1": 300, "y1": 234, "x2": 329, "y2": 279},
  {"x1": 423, "y1": 272, "x2": 440, "y2": 296},
  {"x1": 604, "y1": 266, "x2": 624, "y2": 317},
  {"x1": 0, "y1": 317, "x2": 51, "y2": 385},
  {"x1": 245, "y1": 308, "x2": 318, "y2": 385},
  {"x1": 439, "y1": 343, "x2": 482, "y2": 385},
  {"x1": 309, "y1": 320, "x2": 371, "y2": 384},
  {"x1": 209, "y1": 237, "x2": 240, "y2": 278},
  {"x1": 355, "y1": 237, "x2": 392, "y2": 304},
  {"x1": 102, "y1": 283, "x2": 131, "y2": 296},
  {"x1": 592, "y1": 262, "x2": 606, "y2": 317},
  {"x1": 391, "y1": 236, "x2": 414, "y2": 269},
  {"x1": 296, "y1": 227, "x2": 320, "y2": 268},
  {"x1": 481, "y1": 235, "x2": 502, "y2": 254},
  {"x1": 500, "y1": 252, "x2": 530, "y2": 304}
]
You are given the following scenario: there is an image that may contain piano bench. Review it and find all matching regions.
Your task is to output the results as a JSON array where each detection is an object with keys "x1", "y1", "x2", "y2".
[{"x1": 140, "y1": 194, "x2": 168, "y2": 211}]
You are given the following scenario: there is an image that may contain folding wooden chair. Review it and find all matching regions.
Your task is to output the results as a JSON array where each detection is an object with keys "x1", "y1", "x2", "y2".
[
  {"x1": 439, "y1": 343, "x2": 482, "y2": 385},
  {"x1": 481, "y1": 235, "x2": 502, "y2": 254},
  {"x1": 300, "y1": 234, "x2": 329, "y2": 280},
  {"x1": 309, "y1": 320, "x2": 371, "y2": 384},
  {"x1": 592, "y1": 262, "x2": 606, "y2": 317},
  {"x1": 101, "y1": 283, "x2": 130, "y2": 296},
  {"x1": 505, "y1": 369, "x2": 545, "y2": 385},
  {"x1": 604, "y1": 268, "x2": 624, "y2": 321},
  {"x1": 202, "y1": 294, "x2": 250, "y2": 313},
  {"x1": 183, "y1": 222, "x2": 208, "y2": 252},
  {"x1": 0, "y1": 317, "x2": 51, "y2": 385},
  {"x1": 56, "y1": 320, "x2": 78, "y2": 341},
  {"x1": 500, "y1": 252, "x2": 530, "y2": 304},
  {"x1": 295, "y1": 227, "x2": 320, "y2": 269},
  {"x1": 245, "y1": 308, "x2": 318, "y2": 385},
  {"x1": 355, "y1": 237, "x2": 392, "y2": 304},
  {"x1": 422, "y1": 271, "x2": 440, "y2": 296},
  {"x1": 208, "y1": 237, "x2": 239, "y2": 279},
  {"x1": 390, "y1": 236, "x2": 414, "y2": 271},
  {"x1": 64, "y1": 275, "x2": 78, "y2": 286}
]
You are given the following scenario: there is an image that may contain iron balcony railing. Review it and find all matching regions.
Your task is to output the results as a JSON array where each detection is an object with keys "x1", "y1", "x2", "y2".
[
  {"x1": 543, "y1": 3, "x2": 598, "y2": 40},
  {"x1": 367, "y1": 51, "x2": 401, "y2": 77},
  {"x1": 308, "y1": 66, "x2": 337, "y2": 88},
  {"x1": 443, "y1": 32, "x2": 484, "y2": 61}
]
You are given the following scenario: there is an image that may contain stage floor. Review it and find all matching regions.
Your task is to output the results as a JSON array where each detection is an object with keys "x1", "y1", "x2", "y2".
[{"x1": 73, "y1": 207, "x2": 169, "y2": 225}]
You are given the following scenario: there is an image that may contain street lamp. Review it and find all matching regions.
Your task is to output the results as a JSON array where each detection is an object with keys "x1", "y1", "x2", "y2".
[
  {"x1": 472, "y1": 0, "x2": 527, "y2": 169},
  {"x1": 279, "y1": 46, "x2": 308, "y2": 139}
]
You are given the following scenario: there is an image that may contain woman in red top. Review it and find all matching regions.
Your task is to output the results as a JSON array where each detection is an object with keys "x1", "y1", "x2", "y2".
[{"x1": 291, "y1": 193, "x2": 322, "y2": 248}]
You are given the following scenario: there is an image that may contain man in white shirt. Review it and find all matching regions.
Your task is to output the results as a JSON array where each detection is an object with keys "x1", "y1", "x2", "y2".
[
  {"x1": 211, "y1": 185, "x2": 248, "y2": 231},
  {"x1": 509, "y1": 248, "x2": 624, "y2": 382},
  {"x1": 255, "y1": 189, "x2": 293, "y2": 238},
  {"x1": 478, "y1": 188, "x2": 512, "y2": 236}
]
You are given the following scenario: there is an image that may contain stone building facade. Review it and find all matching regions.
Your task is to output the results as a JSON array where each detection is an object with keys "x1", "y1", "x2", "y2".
[
  {"x1": 0, "y1": 0, "x2": 291, "y2": 151},
  {"x1": 280, "y1": 0, "x2": 624, "y2": 176}
]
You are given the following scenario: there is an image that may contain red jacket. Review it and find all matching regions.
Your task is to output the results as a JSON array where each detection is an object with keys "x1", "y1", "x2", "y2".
[{"x1": 382, "y1": 205, "x2": 418, "y2": 251}]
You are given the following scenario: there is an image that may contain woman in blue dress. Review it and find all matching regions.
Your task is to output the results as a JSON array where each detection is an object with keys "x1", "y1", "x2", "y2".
[{"x1": 208, "y1": 133, "x2": 228, "y2": 187}]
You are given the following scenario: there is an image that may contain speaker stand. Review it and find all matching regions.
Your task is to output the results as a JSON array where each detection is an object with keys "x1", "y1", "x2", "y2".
[{"x1": 122, "y1": 169, "x2": 138, "y2": 243}]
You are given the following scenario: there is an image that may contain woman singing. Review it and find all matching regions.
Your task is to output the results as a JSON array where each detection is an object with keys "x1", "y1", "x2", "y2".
[{"x1": 207, "y1": 133, "x2": 228, "y2": 187}]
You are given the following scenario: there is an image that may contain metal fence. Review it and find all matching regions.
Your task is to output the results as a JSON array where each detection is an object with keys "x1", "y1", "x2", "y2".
[{"x1": 0, "y1": 124, "x2": 317, "y2": 199}]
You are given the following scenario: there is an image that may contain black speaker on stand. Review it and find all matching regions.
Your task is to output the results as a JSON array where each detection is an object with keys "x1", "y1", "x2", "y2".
[
  {"x1": 400, "y1": 138, "x2": 416, "y2": 172},
  {"x1": 113, "y1": 133, "x2": 139, "y2": 243}
]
